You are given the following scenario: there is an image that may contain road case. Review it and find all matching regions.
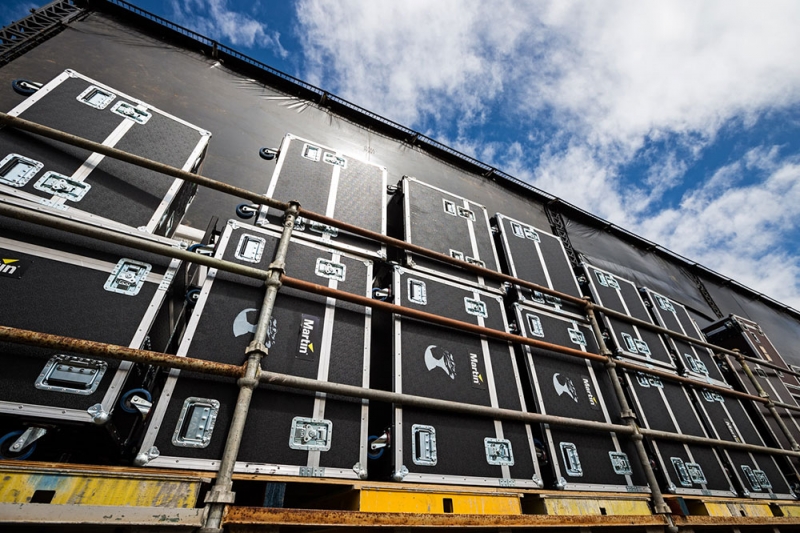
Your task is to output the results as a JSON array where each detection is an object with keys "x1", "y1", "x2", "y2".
[
  {"x1": 703, "y1": 316, "x2": 800, "y2": 461},
  {"x1": 512, "y1": 304, "x2": 649, "y2": 492},
  {"x1": 691, "y1": 384, "x2": 797, "y2": 499},
  {"x1": 583, "y1": 264, "x2": 675, "y2": 371},
  {"x1": 394, "y1": 177, "x2": 502, "y2": 292},
  {"x1": 0, "y1": 69, "x2": 210, "y2": 237},
  {"x1": 494, "y1": 213, "x2": 585, "y2": 320},
  {"x1": 390, "y1": 268, "x2": 541, "y2": 487},
  {"x1": 620, "y1": 366, "x2": 735, "y2": 497},
  {"x1": 138, "y1": 220, "x2": 373, "y2": 478},
  {"x1": 640, "y1": 288, "x2": 728, "y2": 387},
  {"x1": 0, "y1": 196, "x2": 183, "y2": 458},
  {"x1": 255, "y1": 133, "x2": 387, "y2": 259}
]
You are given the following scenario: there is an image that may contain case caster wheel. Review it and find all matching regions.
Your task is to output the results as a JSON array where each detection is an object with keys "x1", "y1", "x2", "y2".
[
  {"x1": 235, "y1": 203, "x2": 258, "y2": 219},
  {"x1": 11, "y1": 79, "x2": 41, "y2": 96},
  {"x1": 0, "y1": 430, "x2": 37, "y2": 460},
  {"x1": 119, "y1": 388, "x2": 153, "y2": 415},
  {"x1": 367, "y1": 435, "x2": 384, "y2": 460},
  {"x1": 188, "y1": 243, "x2": 214, "y2": 256},
  {"x1": 259, "y1": 147, "x2": 277, "y2": 160},
  {"x1": 186, "y1": 288, "x2": 202, "y2": 305},
  {"x1": 367, "y1": 430, "x2": 390, "y2": 460}
]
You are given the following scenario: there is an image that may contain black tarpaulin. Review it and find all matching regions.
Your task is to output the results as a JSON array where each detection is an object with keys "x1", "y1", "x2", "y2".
[{"x1": 562, "y1": 216, "x2": 716, "y2": 320}]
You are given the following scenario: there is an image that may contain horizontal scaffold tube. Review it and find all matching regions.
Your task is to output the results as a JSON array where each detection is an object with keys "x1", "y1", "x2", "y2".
[
  {"x1": 0, "y1": 326, "x2": 243, "y2": 378},
  {"x1": 2, "y1": 325, "x2": 799, "y2": 460},
  {"x1": 0, "y1": 201, "x2": 786, "y2": 411},
  {"x1": 0, "y1": 200, "x2": 268, "y2": 281}
]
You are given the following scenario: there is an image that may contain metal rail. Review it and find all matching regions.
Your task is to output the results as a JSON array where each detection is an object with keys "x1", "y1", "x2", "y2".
[
  {"x1": 203, "y1": 204, "x2": 299, "y2": 532},
  {"x1": 6, "y1": 324, "x2": 800, "y2": 462}
]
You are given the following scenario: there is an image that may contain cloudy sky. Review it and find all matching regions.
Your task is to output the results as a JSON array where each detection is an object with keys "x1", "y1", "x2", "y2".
[{"x1": 4, "y1": 1, "x2": 800, "y2": 309}]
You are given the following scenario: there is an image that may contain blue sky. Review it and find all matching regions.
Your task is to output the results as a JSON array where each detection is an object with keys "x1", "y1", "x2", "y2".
[{"x1": 4, "y1": 1, "x2": 800, "y2": 310}]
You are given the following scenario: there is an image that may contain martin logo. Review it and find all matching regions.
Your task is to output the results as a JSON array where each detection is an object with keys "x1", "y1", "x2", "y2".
[
  {"x1": 553, "y1": 373, "x2": 578, "y2": 402},
  {"x1": 424, "y1": 345, "x2": 456, "y2": 380},
  {"x1": 581, "y1": 375, "x2": 600, "y2": 411},
  {"x1": 296, "y1": 314, "x2": 321, "y2": 361},
  {"x1": 469, "y1": 353, "x2": 487, "y2": 390},
  {"x1": 233, "y1": 308, "x2": 277, "y2": 348},
  {"x1": 0, "y1": 253, "x2": 29, "y2": 279}
]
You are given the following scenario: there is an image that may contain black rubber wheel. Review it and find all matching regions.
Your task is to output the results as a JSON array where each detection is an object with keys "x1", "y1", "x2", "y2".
[
  {"x1": 259, "y1": 147, "x2": 276, "y2": 161},
  {"x1": 0, "y1": 430, "x2": 37, "y2": 460},
  {"x1": 367, "y1": 435, "x2": 384, "y2": 460},
  {"x1": 185, "y1": 288, "x2": 202, "y2": 305},
  {"x1": 119, "y1": 388, "x2": 153, "y2": 414},
  {"x1": 235, "y1": 203, "x2": 257, "y2": 219},
  {"x1": 11, "y1": 79, "x2": 39, "y2": 96}
]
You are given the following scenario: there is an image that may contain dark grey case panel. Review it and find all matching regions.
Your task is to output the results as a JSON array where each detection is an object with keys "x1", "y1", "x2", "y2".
[
  {"x1": 259, "y1": 134, "x2": 387, "y2": 257},
  {"x1": 622, "y1": 367, "x2": 734, "y2": 496},
  {"x1": 392, "y1": 268, "x2": 539, "y2": 487},
  {"x1": 692, "y1": 387, "x2": 796, "y2": 499},
  {"x1": 583, "y1": 264, "x2": 674, "y2": 370},
  {"x1": 402, "y1": 177, "x2": 502, "y2": 292},
  {"x1": 495, "y1": 213, "x2": 584, "y2": 319},
  {"x1": 513, "y1": 304, "x2": 648, "y2": 492},
  {"x1": 143, "y1": 221, "x2": 372, "y2": 477},
  {"x1": 1, "y1": 70, "x2": 208, "y2": 236}
]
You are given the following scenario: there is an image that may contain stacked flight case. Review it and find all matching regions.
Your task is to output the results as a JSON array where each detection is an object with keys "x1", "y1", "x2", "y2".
[
  {"x1": 393, "y1": 176, "x2": 502, "y2": 292},
  {"x1": 494, "y1": 214, "x2": 649, "y2": 491},
  {"x1": 703, "y1": 315, "x2": 800, "y2": 476},
  {"x1": 255, "y1": 133, "x2": 387, "y2": 259},
  {"x1": 138, "y1": 221, "x2": 374, "y2": 478},
  {"x1": 494, "y1": 213, "x2": 585, "y2": 320},
  {"x1": 390, "y1": 267, "x2": 541, "y2": 487},
  {"x1": 0, "y1": 69, "x2": 210, "y2": 237},
  {"x1": 0, "y1": 197, "x2": 185, "y2": 460},
  {"x1": 0, "y1": 70, "x2": 209, "y2": 461},
  {"x1": 511, "y1": 304, "x2": 648, "y2": 491},
  {"x1": 383, "y1": 185, "x2": 542, "y2": 487},
  {"x1": 585, "y1": 267, "x2": 795, "y2": 498}
]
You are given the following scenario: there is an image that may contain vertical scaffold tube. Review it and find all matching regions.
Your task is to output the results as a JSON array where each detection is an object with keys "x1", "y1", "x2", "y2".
[
  {"x1": 586, "y1": 306, "x2": 671, "y2": 515},
  {"x1": 201, "y1": 202, "x2": 299, "y2": 533},
  {"x1": 734, "y1": 351, "x2": 800, "y2": 451}
]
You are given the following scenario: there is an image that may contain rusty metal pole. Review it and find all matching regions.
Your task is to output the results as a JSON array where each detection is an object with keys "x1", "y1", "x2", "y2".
[
  {"x1": 586, "y1": 306, "x2": 671, "y2": 515},
  {"x1": 733, "y1": 351, "x2": 800, "y2": 451},
  {"x1": 201, "y1": 203, "x2": 299, "y2": 533}
]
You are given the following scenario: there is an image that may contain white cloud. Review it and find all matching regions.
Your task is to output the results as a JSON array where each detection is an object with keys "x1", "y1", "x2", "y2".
[
  {"x1": 170, "y1": 0, "x2": 287, "y2": 55},
  {"x1": 637, "y1": 149, "x2": 800, "y2": 308},
  {"x1": 295, "y1": 0, "x2": 800, "y2": 308}
]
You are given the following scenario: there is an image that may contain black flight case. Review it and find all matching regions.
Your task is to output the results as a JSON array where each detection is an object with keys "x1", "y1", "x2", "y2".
[
  {"x1": 494, "y1": 213, "x2": 585, "y2": 320},
  {"x1": 511, "y1": 303, "x2": 649, "y2": 492},
  {"x1": 255, "y1": 133, "x2": 387, "y2": 259},
  {"x1": 619, "y1": 367, "x2": 736, "y2": 497},
  {"x1": 640, "y1": 287, "x2": 728, "y2": 387},
  {"x1": 622, "y1": 291, "x2": 795, "y2": 498},
  {"x1": 0, "y1": 196, "x2": 184, "y2": 460},
  {"x1": 692, "y1": 380, "x2": 797, "y2": 499},
  {"x1": 394, "y1": 177, "x2": 502, "y2": 293},
  {"x1": 703, "y1": 315, "x2": 800, "y2": 473},
  {"x1": 1, "y1": 69, "x2": 210, "y2": 237},
  {"x1": 582, "y1": 264, "x2": 675, "y2": 371},
  {"x1": 390, "y1": 267, "x2": 541, "y2": 487},
  {"x1": 138, "y1": 220, "x2": 373, "y2": 479}
]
